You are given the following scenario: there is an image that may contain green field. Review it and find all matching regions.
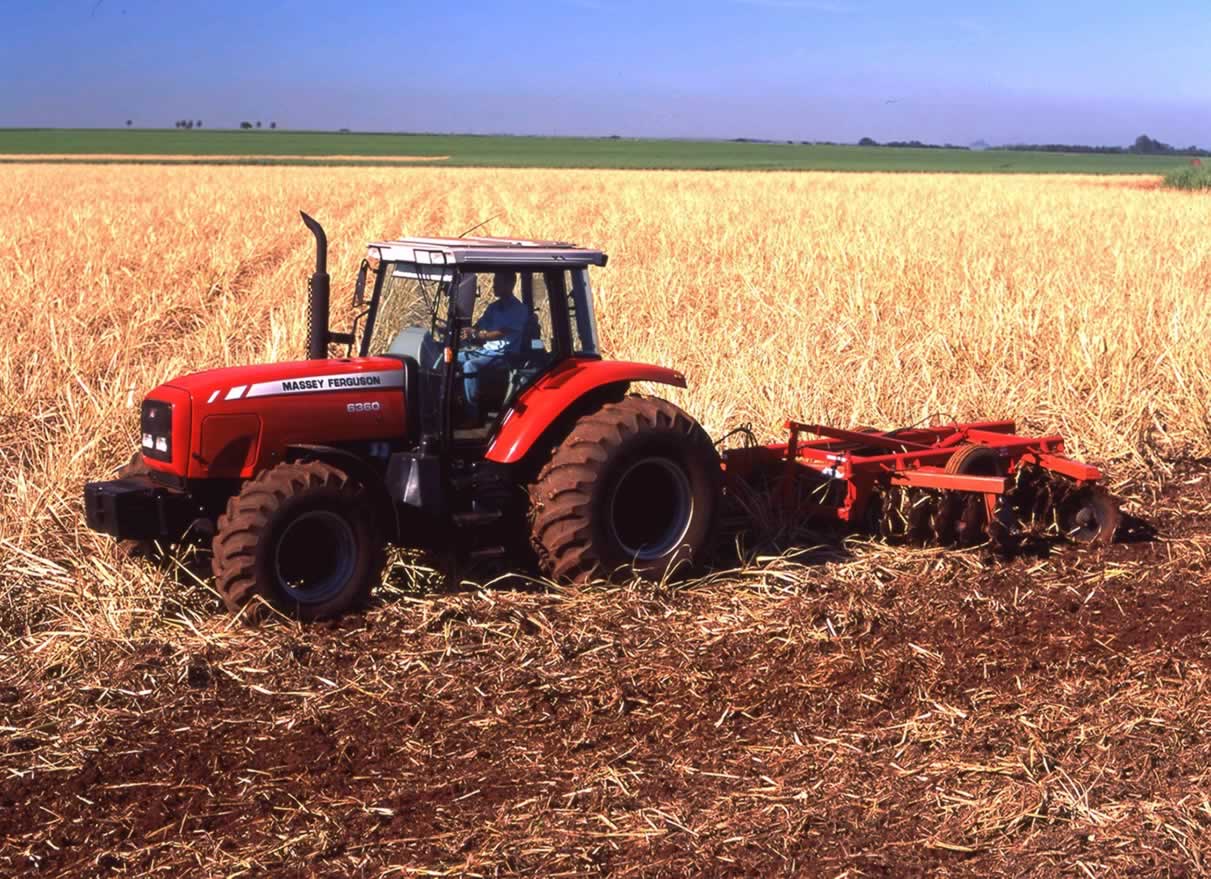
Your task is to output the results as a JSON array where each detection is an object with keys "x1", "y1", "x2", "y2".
[{"x1": 0, "y1": 128, "x2": 1199, "y2": 173}]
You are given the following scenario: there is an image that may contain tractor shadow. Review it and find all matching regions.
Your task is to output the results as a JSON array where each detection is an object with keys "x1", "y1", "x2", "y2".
[
  {"x1": 379, "y1": 548, "x2": 554, "y2": 600},
  {"x1": 133, "y1": 502, "x2": 1163, "y2": 617},
  {"x1": 1110, "y1": 511, "x2": 1158, "y2": 543},
  {"x1": 710, "y1": 519, "x2": 857, "y2": 572},
  {"x1": 375, "y1": 531, "x2": 853, "y2": 608},
  {"x1": 127, "y1": 538, "x2": 213, "y2": 583},
  {"x1": 711, "y1": 485, "x2": 1162, "y2": 569}
]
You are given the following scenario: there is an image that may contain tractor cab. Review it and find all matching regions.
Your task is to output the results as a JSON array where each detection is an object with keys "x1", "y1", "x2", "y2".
[{"x1": 348, "y1": 235, "x2": 606, "y2": 445}]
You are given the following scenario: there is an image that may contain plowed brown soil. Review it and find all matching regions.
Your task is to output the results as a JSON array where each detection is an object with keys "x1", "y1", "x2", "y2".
[{"x1": 3, "y1": 467, "x2": 1208, "y2": 877}]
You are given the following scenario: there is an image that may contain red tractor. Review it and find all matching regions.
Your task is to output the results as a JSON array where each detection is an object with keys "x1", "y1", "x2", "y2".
[{"x1": 85, "y1": 215, "x2": 721, "y2": 619}]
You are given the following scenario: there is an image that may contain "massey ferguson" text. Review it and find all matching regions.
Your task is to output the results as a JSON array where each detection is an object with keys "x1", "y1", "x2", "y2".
[{"x1": 281, "y1": 375, "x2": 383, "y2": 392}]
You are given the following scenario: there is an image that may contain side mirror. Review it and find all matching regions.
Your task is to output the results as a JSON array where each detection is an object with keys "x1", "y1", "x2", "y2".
[{"x1": 354, "y1": 260, "x2": 369, "y2": 305}]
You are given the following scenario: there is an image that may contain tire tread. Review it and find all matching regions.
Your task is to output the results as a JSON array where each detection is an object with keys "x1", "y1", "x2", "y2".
[
  {"x1": 527, "y1": 394, "x2": 718, "y2": 583},
  {"x1": 211, "y1": 460, "x2": 381, "y2": 620}
]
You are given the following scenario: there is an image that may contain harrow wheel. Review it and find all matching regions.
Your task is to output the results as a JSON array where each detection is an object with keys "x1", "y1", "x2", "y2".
[
  {"x1": 942, "y1": 444, "x2": 1007, "y2": 546},
  {"x1": 944, "y1": 443, "x2": 1005, "y2": 478}
]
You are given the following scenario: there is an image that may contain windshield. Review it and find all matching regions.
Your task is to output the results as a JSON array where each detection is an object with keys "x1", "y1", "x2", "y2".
[{"x1": 362, "y1": 262, "x2": 452, "y2": 357}]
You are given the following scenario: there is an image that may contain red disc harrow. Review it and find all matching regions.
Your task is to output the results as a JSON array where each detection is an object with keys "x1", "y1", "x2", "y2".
[{"x1": 721, "y1": 420, "x2": 1121, "y2": 549}]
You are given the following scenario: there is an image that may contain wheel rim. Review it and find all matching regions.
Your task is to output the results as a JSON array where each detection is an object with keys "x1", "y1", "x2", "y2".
[
  {"x1": 273, "y1": 510, "x2": 357, "y2": 604},
  {"x1": 608, "y1": 456, "x2": 694, "y2": 562}
]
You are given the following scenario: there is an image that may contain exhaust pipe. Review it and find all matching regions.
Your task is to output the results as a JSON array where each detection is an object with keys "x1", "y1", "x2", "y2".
[{"x1": 301, "y1": 211, "x2": 330, "y2": 360}]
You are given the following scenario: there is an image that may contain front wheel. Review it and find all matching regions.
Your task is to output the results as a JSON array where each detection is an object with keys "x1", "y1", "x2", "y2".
[
  {"x1": 527, "y1": 394, "x2": 720, "y2": 582},
  {"x1": 211, "y1": 461, "x2": 386, "y2": 621}
]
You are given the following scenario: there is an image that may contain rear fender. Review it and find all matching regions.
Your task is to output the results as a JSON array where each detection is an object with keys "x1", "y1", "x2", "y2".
[
  {"x1": 485, "y1": 359, "x2": 688, "y2": 465},
  {"x1": 285, "y1": 444, "x2": 400, "y2": 542}
]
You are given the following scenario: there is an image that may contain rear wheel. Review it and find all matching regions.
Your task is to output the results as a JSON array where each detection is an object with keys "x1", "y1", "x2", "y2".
[
  {"x1": 211, "y1": 461, "x2": 385, "y2": 621},
  {"x1": 528, "y1": 395, "x2": 720, "y2": 582}
]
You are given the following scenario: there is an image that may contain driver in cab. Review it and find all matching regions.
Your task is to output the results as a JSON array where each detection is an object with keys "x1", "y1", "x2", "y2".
[{"x1": 458, "y1": 271, "x2": 531, "y2": 423}]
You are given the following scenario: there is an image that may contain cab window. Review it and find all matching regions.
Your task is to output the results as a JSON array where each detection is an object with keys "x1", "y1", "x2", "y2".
[{"x1": 364, "y1": 262, "x2": 451, "y2": 357}]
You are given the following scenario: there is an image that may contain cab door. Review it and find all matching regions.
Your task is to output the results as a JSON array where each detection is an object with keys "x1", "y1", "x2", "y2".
[{"x1": 360, "y1": 260, "x2": 458, "y2": 448}]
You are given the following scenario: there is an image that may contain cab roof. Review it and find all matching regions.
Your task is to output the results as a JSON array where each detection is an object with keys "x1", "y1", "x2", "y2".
[{"x1": 368, "y1": 235, "x2": 607, "y2": 268}]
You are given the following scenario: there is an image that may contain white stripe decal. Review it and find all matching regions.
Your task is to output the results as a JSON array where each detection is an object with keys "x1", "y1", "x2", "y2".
[
  {"x1": 225, "y1": 385, "x2": 247, "y2": 401},
  {"x1": 244, "y1": 369, "x2": 404, "y2": 399},
  {"x1": 207, "y1": 390, "x2": 220, "y2": 404}
]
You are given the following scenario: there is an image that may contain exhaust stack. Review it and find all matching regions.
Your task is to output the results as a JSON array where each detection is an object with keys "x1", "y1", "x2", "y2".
[{"x1": 301, "y1": 212, "x2": 330, "y2": 360}]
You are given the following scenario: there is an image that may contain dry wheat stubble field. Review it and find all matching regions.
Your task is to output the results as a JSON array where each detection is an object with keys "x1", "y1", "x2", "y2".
[{"x1": 1, "y1": 164, "x2": 1210, "y2": 877}]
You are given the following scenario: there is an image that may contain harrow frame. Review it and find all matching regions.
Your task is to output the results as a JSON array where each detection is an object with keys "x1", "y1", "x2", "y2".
[{"x1": 722, "y1": 420, "x2": 1118, "y2": 547}]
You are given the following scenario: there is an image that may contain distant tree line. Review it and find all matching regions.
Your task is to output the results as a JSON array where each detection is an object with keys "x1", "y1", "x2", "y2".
[
  {"x1": 858, "y1": 137, "x2": 967, "y2": 150},
  {"x1": 1002, "y1": 142, "x2": 1124, "y2": 154},
  {"x1": 138, "y1": 120, "x2": 283, "y2": 130},
  {"x1": 1002, "y1": 135, "x2": 1210, "y2": 157},
  {"x1": 854, "y1": 133, "x2": 1210, "y2": 157}
]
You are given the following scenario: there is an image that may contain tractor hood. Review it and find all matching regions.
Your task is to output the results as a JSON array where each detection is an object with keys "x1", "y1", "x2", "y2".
[
  {"x1": 144, "y1": 357, "x2": 408, "y2": 480},
  {"x1": 160, "y1": 357, "x2": 406, "y2": 404}
]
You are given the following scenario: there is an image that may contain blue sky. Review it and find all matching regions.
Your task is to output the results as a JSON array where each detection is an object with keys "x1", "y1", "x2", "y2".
[{"x1": 1, "y1": 0, "x2": 1208, "y2": 145}]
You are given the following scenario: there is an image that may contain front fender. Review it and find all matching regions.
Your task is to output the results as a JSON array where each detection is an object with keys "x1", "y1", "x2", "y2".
[{"x1": 485, "y1": 358, "x2": 687, "y2": 465}]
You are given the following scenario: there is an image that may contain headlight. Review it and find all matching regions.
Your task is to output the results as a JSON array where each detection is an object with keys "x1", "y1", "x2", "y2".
[{"x1": 140, "y1": 399, "x2": 174, "y2": 462}]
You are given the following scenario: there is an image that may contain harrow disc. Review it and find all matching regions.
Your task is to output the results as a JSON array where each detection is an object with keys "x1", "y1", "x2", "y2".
[
  {"x1": 1005, "y1": 463, "x2": 1057, "y2": 534},
  {"x1": 929, "y1": 492, "x2": 961, "y2": 546},
  {"x1": 1058, "y1": 486, "x2": 1121, "y2": 545},
  {"x1": 863, "y1": 487, "x2": 904, "y2": 541},
  {"x1": 954, "y1": 492, "x2": 987, "y2": 547},
  {"x1": 905, "y1": 489, "x2": 937, "y2": 544},
  {"x1": 985, "y1": 495, "x2": 1020, "y2": 554},
  {"x1": 882, "y1": 486, "x2": 912, "y2": 541}
]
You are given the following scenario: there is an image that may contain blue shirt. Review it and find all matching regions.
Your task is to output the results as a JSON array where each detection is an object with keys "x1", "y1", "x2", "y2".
[{"x1": 475, "y1": 295, "x2": 531, "y2": 353}]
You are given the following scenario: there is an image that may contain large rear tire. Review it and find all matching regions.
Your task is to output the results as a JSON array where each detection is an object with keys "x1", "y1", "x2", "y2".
[
  {"x1": 527, "y1": 394, "x2": 720, "y2": 583},
  {"x1": 211, "y1": 461, "x2": 386, "y2": 621}
]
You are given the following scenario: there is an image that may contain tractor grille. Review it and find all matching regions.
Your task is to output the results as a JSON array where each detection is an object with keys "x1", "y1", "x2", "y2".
[{"x1": 140, "y1": 399, "x2": 174, "y2": 462}]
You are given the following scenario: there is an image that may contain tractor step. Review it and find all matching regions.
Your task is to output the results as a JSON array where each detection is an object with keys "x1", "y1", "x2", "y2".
[
  {"x1": 468, "y1": 545, "x2": 507, "y2": 561},
  {"x1": 452, "y1": 509, "x2": 504, "y2": 528}
]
